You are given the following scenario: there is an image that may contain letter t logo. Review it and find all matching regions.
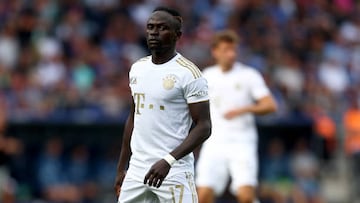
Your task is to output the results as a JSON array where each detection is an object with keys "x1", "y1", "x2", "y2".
[{"x1": 134, "y1": 93, "x2": 145, "y2": 115}]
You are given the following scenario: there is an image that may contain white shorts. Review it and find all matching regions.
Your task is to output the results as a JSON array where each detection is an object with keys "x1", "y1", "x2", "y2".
[
  {"x1": 119, "y1": 172, "x2": 198, "y2": 203},
  {"x1": 196, "y1": 144, "x2": 258, "y2": 195}
]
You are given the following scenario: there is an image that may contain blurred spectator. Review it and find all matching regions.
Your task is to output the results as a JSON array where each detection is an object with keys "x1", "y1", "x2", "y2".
[
  {"x1": 67, "y1": 144, "x2": 98, "y2": 203},
  {"x1": 312, "y1": 106, "x2": 336, "y2": 160},
  {"x1": 0, "y1": 135, "x2": 16, "y2": 203},
  {"x1": 318, "y1": 58, "x2": 349, "y2": 95},
  {"x1": 96, "y1": 145, "x2": 119, "y2": 203},
  {"x1": 34, "y1": 37, "x2": 66, "y2": 88},
  {"x1": 0, "y1": 96, "x2": 22, "y2": 203},
  {"x1": 273, "y1": 53, "x2": 304, "y2": 100},
  {"x1": 260, "y1": 138, "x2": 293, "y2": 203},
  {"x1": 0, "y1": 23, "x2": 19, "y2": 70},
  {"x1": 343, "y1": 94, "x2": 360, "y2": 199},
  {"x1": 67, "y1": 145, "x2": 90, "y2": 186},
  {"x1": 339, "y1": 14, "x2": 360, "y2": 44},
  {"x1": 344, "y1": 96, "x2": 360, "y2": 155},
  {"x1": 350, "y1": 46, "x2": 360, "y2": 84},
  {"x1": 291, "y1": 139, "x2": 323, "y2": 203},
  {"x1": 37, "y1": 137, "x2": 81, "y2": 202},
  {"x1": 55, "y1": 7, "x2": 96, "y2": 42}
]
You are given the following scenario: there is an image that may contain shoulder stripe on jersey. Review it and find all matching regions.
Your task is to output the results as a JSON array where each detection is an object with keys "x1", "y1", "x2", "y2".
[
  {"x1": 176, "y1": 58, "x2": 202, "y2": 79},
  {"x1": 176, "y1": 59, "x2": 200, "y2": 79},
  {"x1": 179, "y1": 57, "x2": 202, "y2": 77},
  {"x1": 176, "y1": 58, "x2": 199, "y2": 78}
]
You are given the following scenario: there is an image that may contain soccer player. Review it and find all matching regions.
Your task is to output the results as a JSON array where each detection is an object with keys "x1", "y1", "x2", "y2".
[
  {"x1": 114, "y1": 7, "x2": 211, "y2": 203},
  {"x1": 196, "y1": 30, "x2": 277, "y2": 203}
]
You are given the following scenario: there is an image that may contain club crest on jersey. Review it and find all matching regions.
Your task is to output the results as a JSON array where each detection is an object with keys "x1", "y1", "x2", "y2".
[
  {"x1": 235, "y1": 83, "x2": 241, "y2": 90},
  {"x1": 163, "y1": 74, "x2": 177, "y2": 90}
]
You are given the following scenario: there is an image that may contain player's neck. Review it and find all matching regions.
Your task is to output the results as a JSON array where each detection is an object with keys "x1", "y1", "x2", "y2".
[
  {"x1": 151, "y1": 49, "x2": 177, "y2": 65},
  {"x1": 219, "y1": 64, "x2": 233, "y2": 72}
]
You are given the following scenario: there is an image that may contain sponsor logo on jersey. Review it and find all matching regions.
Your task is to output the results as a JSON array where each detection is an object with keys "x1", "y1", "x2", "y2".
[
  {"x1": 189, "y1": 90, "x2": 208, "y2": 98},
  {"x1": 163, "y1": 74, "x2": 177, "y2": 90},
  {"x1": 130, "y1": 77, "x2": 137, "y2": 85}
]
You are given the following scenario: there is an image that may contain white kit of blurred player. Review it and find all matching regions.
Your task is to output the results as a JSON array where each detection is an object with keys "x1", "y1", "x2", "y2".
[{"x1": 196, "y1": 30, "x2": 277, "y2": 203}]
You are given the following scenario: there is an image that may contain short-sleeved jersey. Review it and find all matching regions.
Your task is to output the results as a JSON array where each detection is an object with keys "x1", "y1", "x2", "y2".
[
  {"x1": 203, "y1": 62, "x2": 270, "y2": 147},
  {"x1": 127, "y1": 53, "x2": 209, "y2": 180}
]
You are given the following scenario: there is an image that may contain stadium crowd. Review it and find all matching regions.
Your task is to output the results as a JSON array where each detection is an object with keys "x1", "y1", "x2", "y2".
[
  {"x1": 0, "y1": 0, "x2": 360, "y2": 202},
  {"x1": 0, "y1": 0, "x2": 359, "y2": 124}
]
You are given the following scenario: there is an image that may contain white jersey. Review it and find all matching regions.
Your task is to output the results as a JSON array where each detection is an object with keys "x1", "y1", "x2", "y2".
[
  {"x1": 203, "y1": 62, "x2": 270, "y2": 147},
  {"x1": 127, "y1": 53, "x2": 209, "y2": 180}
]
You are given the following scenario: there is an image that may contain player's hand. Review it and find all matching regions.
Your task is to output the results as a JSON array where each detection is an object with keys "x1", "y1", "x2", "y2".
[
  {"x1": 114, "y1": 170, "x2": 126, "y2": 198},
  {"x1": 144, "y1": 159, "x2": 171, "y2": 188},
  {"x1": 224, "y1": 108, "x2": 248, "y2": 120}
]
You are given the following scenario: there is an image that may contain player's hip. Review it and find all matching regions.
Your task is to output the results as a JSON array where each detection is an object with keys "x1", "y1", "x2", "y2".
[
  {"x1": 203, "y1": 133, "x2": 258, "y2": 150},
  {"x1": 200, "y1": 140, "x2": 258, "y2": 161},
  {"x1": 127, "y1": 160, "x2": 195, "y2": 182},
  {"x1": 119, "y1": 172, "x2": 198, "y2": 203}
]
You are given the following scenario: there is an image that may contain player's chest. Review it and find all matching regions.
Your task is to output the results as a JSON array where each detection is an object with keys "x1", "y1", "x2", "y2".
[
  {"x1": 130, "y1": 69, "x2": 183, "y2": 101},
  {"x1": 208, "y1": 75, "x2": 249, "y2": 98}
]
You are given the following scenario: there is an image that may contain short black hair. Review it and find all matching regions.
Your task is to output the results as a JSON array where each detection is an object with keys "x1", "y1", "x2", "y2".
[
  {"x1": 153, "y1": 7, "x2": 181, "y2": 17},
  {"x1": 153, "y1": 7, "x2": 183, "y2": 32}
]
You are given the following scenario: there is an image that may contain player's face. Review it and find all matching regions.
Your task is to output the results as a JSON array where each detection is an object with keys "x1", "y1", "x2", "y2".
[
  {"x1": 212, "y1": 41, "x2": 237, "y2": 69},
  {"x1": 146, "y1": 11, "x2": 178, "y2": 52}
]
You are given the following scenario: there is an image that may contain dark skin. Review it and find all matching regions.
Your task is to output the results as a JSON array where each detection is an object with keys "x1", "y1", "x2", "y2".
[
  {"x1": 114, "y1": 11, "x2": 212, "y2": 197},
  {"x1": 146, "y1": 11, "x2": 181, "y2": 64},
  {"x1": 114, "y1": 101, "x2": 134, "y2": 197}
]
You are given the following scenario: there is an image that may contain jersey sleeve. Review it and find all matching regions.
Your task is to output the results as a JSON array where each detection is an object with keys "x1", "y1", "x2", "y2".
[
  {"x1": 184, "y1": 77, "x2": 209, "y2": 104},
  {"x1": 249, "y1": 70, "x2": 270, "y2": 100}
]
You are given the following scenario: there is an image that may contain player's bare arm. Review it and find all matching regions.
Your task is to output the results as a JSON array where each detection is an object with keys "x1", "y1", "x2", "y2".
[
  {"x1": 144, "y1": 101, "x2": 211, "y2": 187},
  {"x1": 114, "y1": 101, "x2": 135, "y2": 197},
  {"x1": 171, "y1": 101, "x2": 212, "y2": 159},
  {"x1": 224, "y1": 95, "x2": 277, "y2": 119}
]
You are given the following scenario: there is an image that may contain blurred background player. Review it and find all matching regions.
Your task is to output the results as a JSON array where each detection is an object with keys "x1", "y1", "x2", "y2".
[
  {"x1": 114, "y1": 7, "x2": 211, "y2": 203},
  {"x1": 196, "y1": 30, "x2": 277, "y2": 203}
]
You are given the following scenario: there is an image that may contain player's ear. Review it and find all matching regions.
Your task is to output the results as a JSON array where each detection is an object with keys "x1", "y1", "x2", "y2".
[
  {"x1": 211, "y1": 46, "x2": 218, "y2": 58},
  {"x1": 176, "y1": 30, "x2": 182, "y2": 39}
]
